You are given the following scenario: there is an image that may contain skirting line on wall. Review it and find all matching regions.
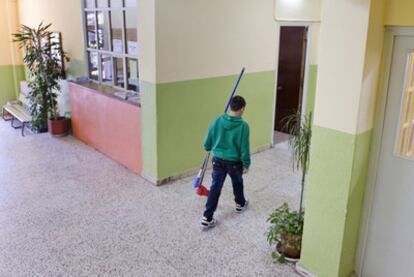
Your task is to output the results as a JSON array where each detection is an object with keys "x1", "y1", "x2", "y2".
[
  {"x1": 143, "y1": 144, "x2": 273, "y2": 186},
  {"x1": 295, "y1": 263, "x2": 318, "y2": 277}
]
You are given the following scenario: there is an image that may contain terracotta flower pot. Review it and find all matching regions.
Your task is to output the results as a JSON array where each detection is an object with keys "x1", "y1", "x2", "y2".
[
  {"x1": 48, "y1": 117, "x2": 69, "y2": 137},
  {"x1": 276, "y1": 234, "x2": 302, "y2": 260}
]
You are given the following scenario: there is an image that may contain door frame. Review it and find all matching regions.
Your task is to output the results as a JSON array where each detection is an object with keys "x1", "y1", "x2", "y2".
[
  {"x1": 271, "y1": 21, "x2": 313, "y2": 144},
  {"x1": 356, "y1": 27, "x2": 414, "y2": 276}
]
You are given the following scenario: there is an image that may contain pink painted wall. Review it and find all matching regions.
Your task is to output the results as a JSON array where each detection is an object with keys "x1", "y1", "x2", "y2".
[{"x1": 69, "y1": 82, "x2": 142, "y2": 174}]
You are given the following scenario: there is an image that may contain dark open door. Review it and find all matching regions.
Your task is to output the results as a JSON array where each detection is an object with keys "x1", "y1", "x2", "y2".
[{"x1": 274, "y1": 26, "x2": 308, "y2": 133}]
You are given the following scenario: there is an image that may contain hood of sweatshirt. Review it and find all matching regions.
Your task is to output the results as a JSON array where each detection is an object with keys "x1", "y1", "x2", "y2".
[{"x1": 219, "y1": 113, "x2": 243, "y2": 130}]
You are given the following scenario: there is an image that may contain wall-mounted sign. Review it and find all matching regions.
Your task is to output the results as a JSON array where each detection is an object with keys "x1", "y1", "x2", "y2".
[{"x1": 275, "y1": 0, "x2": 321, "y2": 22}]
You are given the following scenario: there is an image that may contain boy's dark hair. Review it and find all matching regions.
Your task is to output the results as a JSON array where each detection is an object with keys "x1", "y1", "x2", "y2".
[{"x1": 230, "y1": 95, "x2": 246, "y2": 111}]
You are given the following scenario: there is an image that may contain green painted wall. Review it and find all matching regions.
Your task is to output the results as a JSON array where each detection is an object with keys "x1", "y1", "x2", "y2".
[
  {"x1": 0, "y1": 59, "x2": 84, "y2": 115},
  {"x1": 300, "y1": 126, "x2": 355, "y2": 277},
  {"x1": 305, "y1": 65, "x2": 318, "y2": 115},
  {"x1": 154, "y1": 71, "x2": 275, "y2": 180},
  {"x1": 0, "y1": 59, "x2": 82, "y2": 111},
  {"x1": 67, "y1": 59, "x2": 86, "y2": 77},
  {"x1": 0, "y1": 64, "x2": 25, "y2": 109},
  {"x1": 300, "y1": 126, "x2": 373, "y2": 277},
  {"x1": 140, "y1": 80, "x2": 158, "y2": 179},
  {"x1": 339, "y1": 129, "x2": 372, "y2": 275}
]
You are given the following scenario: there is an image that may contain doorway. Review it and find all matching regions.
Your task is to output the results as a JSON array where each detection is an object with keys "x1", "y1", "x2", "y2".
[
  {"x1": 361, "y1": 33, "x2": 414, "y2": 276},
  {"x1": 274, "y1": 26, "x2": 309, "y2": 143}
]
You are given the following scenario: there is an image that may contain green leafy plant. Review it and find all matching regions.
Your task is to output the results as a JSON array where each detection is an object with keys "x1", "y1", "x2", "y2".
[
  {"x1": 13, "y1": 23, "x2": 69, "y2": 131},
  {"x1": 284, "y1": 111, "x2": 312, "y2": 214},
  {"x1": 267, "y1": 111, "x2": 312, "y2": 263},
  {"x1": 267, "y1": 203, "x2": 304, "y2": 263}
]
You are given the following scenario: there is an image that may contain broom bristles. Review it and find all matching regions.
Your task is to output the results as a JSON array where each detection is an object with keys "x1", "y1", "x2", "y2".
[{"x1": 193, "y1": 176, "x2": 201, "y2": 188}]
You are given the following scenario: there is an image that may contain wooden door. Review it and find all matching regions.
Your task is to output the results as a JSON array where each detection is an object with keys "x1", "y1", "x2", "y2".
[{"x1": 274, "y1": 26, "x2": 307, "y2": 133}]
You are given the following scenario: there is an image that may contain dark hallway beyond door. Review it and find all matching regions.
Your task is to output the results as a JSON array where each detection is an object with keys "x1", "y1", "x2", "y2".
[{"x1": 274, "y1": 26, "x2": 308, "y2": 133}]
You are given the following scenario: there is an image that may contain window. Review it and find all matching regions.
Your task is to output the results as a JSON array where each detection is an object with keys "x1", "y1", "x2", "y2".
[
  {"x1": 127, "y1": 58, "x2": 138, "y2": 91},
  {"x1": 395, "y1": 52, "x2": 414, "y2": 159},
  {"x1": 83, "y1": 0, "x2": 138, "y2": 92},
  {"x1": 88, "y1": 52, "x2": 99, "y2": 80}
]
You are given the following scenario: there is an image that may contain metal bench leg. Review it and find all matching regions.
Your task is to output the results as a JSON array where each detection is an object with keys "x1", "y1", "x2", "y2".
[
  {"x1": 22, "y1": 122, "x2": 25, "y2": 137},
  {"x1": 2, "y1": 107, "x2": 5, "y2": 120},
  {"x1": 11, "y1": 117, "x2": 22, "y2": 129}
]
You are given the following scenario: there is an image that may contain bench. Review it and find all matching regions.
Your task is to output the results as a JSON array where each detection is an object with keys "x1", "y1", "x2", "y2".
[
  {"x1": 2, "y1": 102, "x2": 32, "y2": 136},
  {"x1": 1, "y1": 80, "x2": 70, "y2": 136}
]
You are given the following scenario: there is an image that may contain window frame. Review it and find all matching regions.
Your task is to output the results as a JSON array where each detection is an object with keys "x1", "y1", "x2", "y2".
[
  {"x1": 82, "y1": 0, "x2": 138, "y2": 92},
  {"x1": 394, "y1": 50, "x2": 414, "y2": 160}
]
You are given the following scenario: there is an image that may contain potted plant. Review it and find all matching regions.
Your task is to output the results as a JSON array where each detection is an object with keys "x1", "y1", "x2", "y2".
[
  {"x1": 267, "y1": 111, "x2": 312, "y2": 263},
  {"x1": 13, "y1": 23, "x2": 70, "y2": 136},
  {"x1": 267, "y1": 203, "x2": 304, "y2": 262}
]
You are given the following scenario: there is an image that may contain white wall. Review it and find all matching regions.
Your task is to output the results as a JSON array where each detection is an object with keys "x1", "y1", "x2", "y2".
[
  {"x1": 138, "y1": 0, "x2": 156, "y2": 83},
  {"x1": 275, "y1": 0, "x2": 321, "y2": 22},
  {"x1": 309, "y1": 23, "x2": 320, "y2": 65},
  {"x1": 18, "y1": 0, "x2": 84, "y2": 61},
  {"x1": 357, "y1": 0, "x2": 386, "y2": 133},
  {"x1": 155, "y1": 0, "x2": 278, "y2": 83},
  {"x1": 313, "y1": 0, "x2": 372, "y2": 134},
  {"x1": 0, "y1": 0, "x2": 21, "y2": 66}
]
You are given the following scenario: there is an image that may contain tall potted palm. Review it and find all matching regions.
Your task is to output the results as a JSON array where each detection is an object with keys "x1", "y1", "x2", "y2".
[
  {"x1": 13, "y1": 23, "x2": 69, "y2": 135},
  {"x1": 267, "y1": 111, "x2": 312, "y2": 263}
]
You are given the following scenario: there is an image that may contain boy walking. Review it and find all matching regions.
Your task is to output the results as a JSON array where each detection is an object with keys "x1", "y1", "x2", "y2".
[{"x1": 200, "y1": 95, "x2": 250, "y2": 230}]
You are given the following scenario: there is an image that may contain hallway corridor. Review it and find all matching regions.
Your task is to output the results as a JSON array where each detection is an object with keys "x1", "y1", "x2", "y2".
[{"x1": 0, "y1": 120, "x2": 300, "y2": 276}]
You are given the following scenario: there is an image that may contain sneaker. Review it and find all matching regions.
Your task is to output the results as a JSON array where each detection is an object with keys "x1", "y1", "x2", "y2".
[
  {"x1": 235, "y1": 200, "x2": 249, "y2": 213},
  {"x1": 200, "y1": 217, "x2": 216, "y2": 230}
]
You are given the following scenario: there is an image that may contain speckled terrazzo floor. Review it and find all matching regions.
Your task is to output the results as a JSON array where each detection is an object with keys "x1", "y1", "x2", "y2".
[{"x1": 0, "y1": 120, "x2": 301, "y2": 277}]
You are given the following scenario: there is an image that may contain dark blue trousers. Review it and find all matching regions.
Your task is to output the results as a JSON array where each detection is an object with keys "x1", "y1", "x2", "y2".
[{"x1": 203, "y1": 157, "x2": 246, "y2": 221}]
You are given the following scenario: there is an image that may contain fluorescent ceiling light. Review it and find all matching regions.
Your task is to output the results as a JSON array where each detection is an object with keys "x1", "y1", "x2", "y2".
[{"x1": 279, "y1": 0, "x2": 303, "y2": 9}]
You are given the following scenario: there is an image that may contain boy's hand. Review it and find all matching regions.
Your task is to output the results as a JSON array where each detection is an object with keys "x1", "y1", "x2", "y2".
[{"x1": 243, "y1": 168, "x2": 249, "y2": 174}]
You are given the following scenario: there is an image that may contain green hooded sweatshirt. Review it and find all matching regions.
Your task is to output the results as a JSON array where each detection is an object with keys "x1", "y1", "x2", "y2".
[{"x1": 204, "y1": 113, "x2": 251, "y2": 168}]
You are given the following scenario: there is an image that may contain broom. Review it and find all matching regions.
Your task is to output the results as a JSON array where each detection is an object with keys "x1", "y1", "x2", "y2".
[{"x1": 193, "y1": 67, "x2": 246, "y2": 196}]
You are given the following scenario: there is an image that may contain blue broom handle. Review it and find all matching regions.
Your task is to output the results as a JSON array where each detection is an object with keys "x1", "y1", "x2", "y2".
[
  {"x1": 224, "y1": 67, "x2": 245, "y2": 113},
  {"x1": 199, "y1": 152, "x2": 210, "y2": 181},
  {"x1": 198, "y1": 68, "x2": 245, "y2": 187}
]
